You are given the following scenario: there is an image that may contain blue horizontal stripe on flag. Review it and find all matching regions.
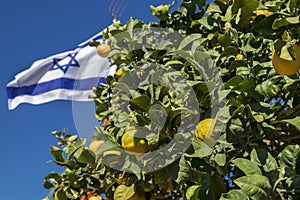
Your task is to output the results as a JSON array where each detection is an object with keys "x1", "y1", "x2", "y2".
[{"x1": 7, "y1": 77, "x2": 106, "y2": 99}]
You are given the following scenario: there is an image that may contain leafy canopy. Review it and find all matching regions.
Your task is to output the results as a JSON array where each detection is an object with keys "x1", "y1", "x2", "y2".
[{"x1": 44, "y1": 0, "x2": 300, "y2": 199}]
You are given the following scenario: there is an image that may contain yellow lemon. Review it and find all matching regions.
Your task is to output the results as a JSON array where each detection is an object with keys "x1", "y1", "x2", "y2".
[
  {"x1": 195, "y1": 118, "x2": 217, "y2": 141},
  {"x1": 271, "y1": 44, "x2": 300, "y2": 76},
  {"x1": 235, "y1": 54, "x2": 243, "y2": 60},
  {"x1": 88, "y1": 195, "x2": 102, "y2": 200},
  {"x1": 121, "y1": 132, "x2": 149, "y2": 153},
  {"x1": 115, "y1": 68, "x2": 126, "y2": 77},
  {"x1": 96, "y1": 44, "x2": 111, "y2": 58}
]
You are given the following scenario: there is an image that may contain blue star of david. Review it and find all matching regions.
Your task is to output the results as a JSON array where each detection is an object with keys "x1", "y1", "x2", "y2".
[{"x1": 50, "y1": 52, "x2": 80, "y2": 73}]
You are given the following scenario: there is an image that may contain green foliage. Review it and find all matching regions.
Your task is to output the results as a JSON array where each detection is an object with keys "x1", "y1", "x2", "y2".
[{"x1": 44, "y1": 0, "x2": 300, "y2": 199}]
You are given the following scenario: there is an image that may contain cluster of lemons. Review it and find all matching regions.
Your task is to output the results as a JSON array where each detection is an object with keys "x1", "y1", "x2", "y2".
[
  {"x1": 93, "y1": 41, "x2": 219, "y2": 149},
  {"x1": 89, "y1": 129, "x2": 149, "y2": 155},
  {"x1": 89, "y1": 118, "x2": 216, "y2": 157}
]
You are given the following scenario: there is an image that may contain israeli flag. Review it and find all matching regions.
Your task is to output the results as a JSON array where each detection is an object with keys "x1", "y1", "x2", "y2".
[{"x1": 6, "y1": 28, "x2": 115, "y2": 110}]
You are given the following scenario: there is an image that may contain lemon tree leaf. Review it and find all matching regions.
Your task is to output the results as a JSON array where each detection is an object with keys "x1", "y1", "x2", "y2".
[
  {"x1": 114, "y1": 184, "x2": 135, "y2": 200},
  {"x1": 175, "y1": 156, "x2": 190, "y2": 184},
  {"x1": 253, "y1": 15, "x2": 277, "y2": 34},
  {"x1": 250, "y1": 148, "x2": 278, "y2": 172},
  {"x1": 165, "y1": 60, "x2": 184, "y2": 66},
  {"x1": 232, "y1": 158, "x2": 262, "y2": 175},
  {"x1": 279, "y1": 145, "x2": 300, "y2": 171},
  {"x1": 255, "y1": 79, "x2": 280, "y2": 98},
  {"x1": 76, "y1": 149, "x2": 95, "y2": 166},
  {"x1": 286, "y1": 16, "x2": 299, "y2": 24},
  {"x1": 50, "y1": 146, "x2": 66, "y2": 163},
  {"x1": 288, "y1": 0, "x2": 298, "y2": 12},
  {"x1": 207, "y1": 3, "x2": 222, "y2": 13},
  {"x1": 272, "y1": 18, "x2": 289, "y2": 30},
  {"x1": 215, "y1": 153, "x2": 226, "y2": 166},
  {"x1": 54, "y1": 188, "x2": 67, "y2": 200},
  {"x1": 178, "y1": 34, "x2": 203, "y2": 50},
  {"x1": 196, "y1": 17, "x2": 215, "y2": 30},
  {"x1": 43, "y1": 180, "x2": 54, "y2": 189},
  {"x1": 234, "y1": 174, "x2": 272, "y2": 199},
  {"x1": 232, "y1": 0, "x2": 258, "y2": 13},
  {"x1": 281, "y1": 116, "x2": 300, "y2": 131},
  {"x1": 220, "y1": 189, "x2": 249, "y2": 200},
  {"x1": 196, "y1": 173, "x2": 227, "y2": 199},
  {"x1": 186, "y1": 185, "x2": 201, "y2": 200},
  {"x1": 185, "y1": 138, "x2": 213, "y2": 158},
  {"x1": 129, "y1": 94, "x2": 151, "y2": 112},
  {"x1": 65, "y1": 139, "x2": 84, "y2": 159}
]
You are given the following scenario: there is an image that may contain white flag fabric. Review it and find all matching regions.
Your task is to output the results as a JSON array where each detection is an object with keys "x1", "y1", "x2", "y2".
[{"x1": 6, "y1": 28, "x2": 116, "y2": 110}]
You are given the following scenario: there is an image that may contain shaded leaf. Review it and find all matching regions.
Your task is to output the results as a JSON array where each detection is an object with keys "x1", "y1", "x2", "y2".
[
  {"x1": 197, "y1": 173, "x2": 227, "y2": 199},
  {"x1": 272, "y1": 18, "x2": 289, "y2": 30},
  {"x1": 232, "y1": 0, "x2": 259, "y2": 13},
  {"x1": 253, "y1": 15, "x2": 278, "y2": 34},
  {"x1": 129, "y1": 95, "x2": 151, "y2": 112},
  {"x1": 43, "y1": 180, "x2": 54, "y2": 189}
]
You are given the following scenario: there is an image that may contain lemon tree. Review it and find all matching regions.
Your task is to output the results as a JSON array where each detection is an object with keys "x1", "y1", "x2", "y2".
[{"x1": 44, "y1": 0, "x2": 300, "y2": 199}]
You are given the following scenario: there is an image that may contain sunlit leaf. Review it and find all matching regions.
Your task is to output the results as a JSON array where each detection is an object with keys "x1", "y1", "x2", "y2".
[
  {"x1": 250, "y1": 148, "x2": 278, "y2": 172},
  {"x1": 281, "y1": 117, "x2": 300, "y2": 131},
  {"x1": 234, "y1": 175, "x2": 272, "y2": 199},
  {"x1": 220, "y1": 189, "x2": 249, "y2": 200},
  {"x1": 114, "y1": 184, "x2": 135, "y2": 200},
  {"x1": 232, "y1": 158, "x2": 262, "y2": 175}
]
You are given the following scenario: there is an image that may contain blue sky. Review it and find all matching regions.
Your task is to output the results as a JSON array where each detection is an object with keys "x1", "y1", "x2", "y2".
[{"x1": 0, "y1": 0, "x2": 172, "y2": 199}]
